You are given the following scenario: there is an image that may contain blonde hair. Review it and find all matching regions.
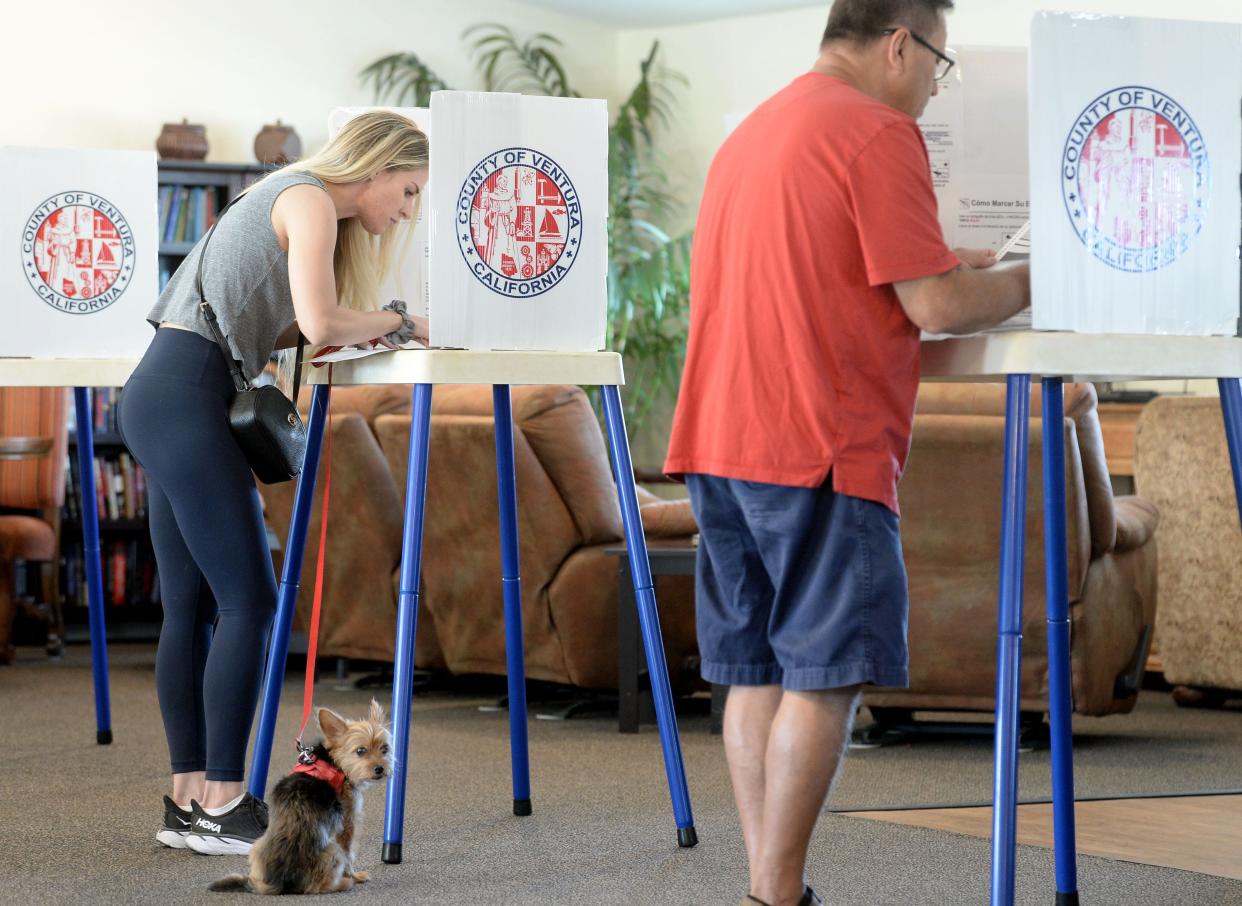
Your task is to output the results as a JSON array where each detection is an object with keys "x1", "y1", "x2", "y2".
[{"x1": 254, "y1": 110, "x2": 429, "y2": 312}]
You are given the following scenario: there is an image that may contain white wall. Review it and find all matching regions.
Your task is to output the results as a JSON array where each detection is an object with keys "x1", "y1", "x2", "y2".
[
  {"x1": 616, "y1": 0, "x2": 1242, "y2": 235},
  {"x1": 2, "y1": 0, "x2": 619, "y2": 161},
  {"x1": 5, "y1": 1, "x2": 1233, "y2": 408}
]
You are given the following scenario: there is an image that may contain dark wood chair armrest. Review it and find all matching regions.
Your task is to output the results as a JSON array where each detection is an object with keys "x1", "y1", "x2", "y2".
[
  {"x1": 0, "y1": 436, "x2": 53, "y2": 461},
  {"x1": 633, "y1": 466, "x2": 675, "y2": 484}
]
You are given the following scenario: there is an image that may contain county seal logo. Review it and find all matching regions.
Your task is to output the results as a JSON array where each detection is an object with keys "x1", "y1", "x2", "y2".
[
  {"x1": 22, "y1": 191, "x2": 136, "y2": 314},
  {"x1": 456, "y1": 147, "x2": 582, "y2": 298},
  {"x1": 1061, "y1": 86, "x2": 1209, "y2": 273}
]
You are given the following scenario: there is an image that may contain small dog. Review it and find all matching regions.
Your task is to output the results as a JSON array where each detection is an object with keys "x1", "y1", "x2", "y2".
[{"x1": 210, "y1": 700, "x2": 392, "y2": 895}]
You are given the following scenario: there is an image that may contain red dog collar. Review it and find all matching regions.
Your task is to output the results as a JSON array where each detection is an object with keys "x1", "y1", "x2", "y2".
[{"x1": 292, "y1": 758, "x2": 347, "y2": 795}]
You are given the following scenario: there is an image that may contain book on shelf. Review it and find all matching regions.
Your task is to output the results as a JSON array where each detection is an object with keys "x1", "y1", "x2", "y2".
[
  {"x1": 60, "y1": 539, "x2": 159, "y2": 610},
  {"x1": 62, "y1": 447, "x2": 149, "y2": 524},
  {"x1": 160, "y1": 184, "x2": 218, "y2": 247},
  {"x1": 68, "y1": 387, "x2": 123, "y2": 436}
]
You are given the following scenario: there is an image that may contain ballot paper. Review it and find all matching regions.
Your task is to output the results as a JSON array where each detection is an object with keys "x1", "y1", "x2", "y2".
[{"x1": 921, "y1": 47, "x2": 1030, "y2": 252}]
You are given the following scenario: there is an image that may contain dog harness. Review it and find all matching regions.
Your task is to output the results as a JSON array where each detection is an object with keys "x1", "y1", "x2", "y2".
[{"x1": 292, "y1": 757, "x2": 347, "y2": 796}]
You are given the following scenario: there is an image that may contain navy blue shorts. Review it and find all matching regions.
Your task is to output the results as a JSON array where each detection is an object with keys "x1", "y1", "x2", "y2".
[{"x1": 686, "y1": 474, "x2": 909, "y2": 691}]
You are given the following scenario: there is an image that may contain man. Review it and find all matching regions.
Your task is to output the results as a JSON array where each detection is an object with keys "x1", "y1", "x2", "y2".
[{"x1": 663, "y1": 2, "x2": 1030, "y2": 904}]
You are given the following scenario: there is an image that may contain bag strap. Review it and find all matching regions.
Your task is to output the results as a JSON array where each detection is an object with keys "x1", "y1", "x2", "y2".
[
  {"x1": 292, "y1": 335, "x2": 305, "y2": 408},
  {"x1": 194, "y1": 193, "x2": 241, "y2": 316},
  {"x1": 194, "y1": 191, "x2": 306, "y2": 403},
  {"x1": 196, "y1": 194, "x2": 249, "y2": 393},
  {"x1": 199, "y1": 301, "x2": 249, "y2": 394}
]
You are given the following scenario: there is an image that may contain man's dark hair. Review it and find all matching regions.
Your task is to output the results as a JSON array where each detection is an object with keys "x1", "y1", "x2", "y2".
[{"x1": 820, "y1": 0, "x2": 954, "y2": 47}]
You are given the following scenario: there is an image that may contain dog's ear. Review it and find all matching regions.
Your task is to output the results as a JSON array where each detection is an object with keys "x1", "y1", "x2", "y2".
[
  {"x1": 318, "y1": 707, "x2": 348, "y2": 743},
  {"x1": 369, "y1": 698, "x2": 386, "y2": 726}
]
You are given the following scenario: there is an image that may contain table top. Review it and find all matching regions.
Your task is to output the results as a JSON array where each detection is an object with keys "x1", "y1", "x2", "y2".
[
  {"x1": 0, "y1": 358, "x2": 139, "y2": 387},
  {"x1": 7, "y1": 331, "x2": 1240, "y2": 388},
  {"x1": 920, "y1": 331, "x2": 1242, "y2": 382},
  {"x1": 306, "y1": 349, "x2": 626, "y2": 387}
]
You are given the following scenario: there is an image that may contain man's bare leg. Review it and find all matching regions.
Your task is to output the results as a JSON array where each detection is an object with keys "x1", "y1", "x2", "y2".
[
  {"x1": 723, "y1": 685, "x2": 783, "y2": 870},
  {"x1": 749, "y1": 686, "x2": 861, "y2": 906}
]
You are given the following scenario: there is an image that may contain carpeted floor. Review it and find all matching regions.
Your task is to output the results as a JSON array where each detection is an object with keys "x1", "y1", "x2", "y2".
[{"x1": 2, "y1": 643, "x2": 1241, "y2": 905}]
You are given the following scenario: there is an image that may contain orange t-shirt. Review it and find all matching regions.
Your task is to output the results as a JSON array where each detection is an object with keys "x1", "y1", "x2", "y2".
[{"x1": 664, "y1": 73, "x2": 960, "y2": 514}]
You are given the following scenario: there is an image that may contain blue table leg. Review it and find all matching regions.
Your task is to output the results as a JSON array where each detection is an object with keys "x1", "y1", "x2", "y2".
[
  {"x1": 1218, "y1": 379, "x2": 1242, "y2": 528},
  {"x1": 248, "y1": 384, "x2": 331, "y2": 799},
  {"x1": 1041, "y1": 378, "x2": 1079, "y2": 906},
  {"x1": 383, "y1": 383, "x2": 434, "y2": 865},
  {"x1": 493, "y1": 385, "x2": 533, "y2": 816},
  {"x1": 74, "y1": 387, "x2": 112, "y2": 745},
  {"x1": 991, "y1": 374, "x2": 1030, "y2": 906},
  {"x1": 600, "y1": 385, "x2": 697, "y2": 848}
]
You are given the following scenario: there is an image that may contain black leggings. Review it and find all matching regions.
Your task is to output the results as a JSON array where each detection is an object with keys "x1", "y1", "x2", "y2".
[{"x1": 118, "y1": 328, "x2": 277, "y2": 782}]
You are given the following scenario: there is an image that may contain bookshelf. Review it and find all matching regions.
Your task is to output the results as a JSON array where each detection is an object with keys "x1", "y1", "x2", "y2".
[
  {"x1": 60, "y1": 160, "x2": 271, "y2": 644},
  {"x1": 157, "y1": 161, "x2": 273, "y2": 289},
  {"x1": 61, "y1": 390, "x2": 159, "y2": 642}
]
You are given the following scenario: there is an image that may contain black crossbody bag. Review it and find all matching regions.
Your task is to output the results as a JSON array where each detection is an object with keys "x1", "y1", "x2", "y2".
[{"x1": 195, "y1": 198, "x2": 306, "y2": 485}]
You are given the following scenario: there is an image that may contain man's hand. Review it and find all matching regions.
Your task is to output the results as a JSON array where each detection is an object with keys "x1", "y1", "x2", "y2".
[
  {"x1": 954, "y1": 247, "x2": 997, "y2": 270},
  {"x1": 894, "y1": 257, "x2": 1030, "y2": 335}
]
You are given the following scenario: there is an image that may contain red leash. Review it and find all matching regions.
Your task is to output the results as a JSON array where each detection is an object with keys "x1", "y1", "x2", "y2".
[{"x1": 296, "y1": 365, "x2": 333, "y2": 756}]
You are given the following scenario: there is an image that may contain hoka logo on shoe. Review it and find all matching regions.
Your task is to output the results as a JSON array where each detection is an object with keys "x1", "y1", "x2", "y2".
[{"x1": 195, "y1": 818, "x2": 222, "y2": 833}]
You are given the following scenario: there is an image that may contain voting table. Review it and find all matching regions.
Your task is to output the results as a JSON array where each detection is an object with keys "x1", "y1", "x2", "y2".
[
  {"x1": 247, "y1": 349, "x2": 698, "y2": 864},
  {"x1": 920, "y1": 330, "x2": 1242, "y2": 906}
]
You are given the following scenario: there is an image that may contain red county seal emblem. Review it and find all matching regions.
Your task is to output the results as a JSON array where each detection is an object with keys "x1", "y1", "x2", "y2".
[
  {"x1": 456, "y1": 147, "x2": 582, "y2": 299},
  {"x1": 22, "y1": 191, "x2": 136, "y2": 314},
  {"x1": 1061, "y1": 86, "x2": 1209, "y2": 273}
]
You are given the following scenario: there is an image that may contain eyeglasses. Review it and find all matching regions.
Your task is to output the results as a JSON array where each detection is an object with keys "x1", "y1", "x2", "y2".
[{"x1": 880, "y1": 27, "x2": 956, "y2": 81}]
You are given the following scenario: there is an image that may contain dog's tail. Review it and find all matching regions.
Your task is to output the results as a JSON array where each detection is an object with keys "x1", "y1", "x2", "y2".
[{"x1": 208, "y1": 874, "x2": 253, "y2": 893}]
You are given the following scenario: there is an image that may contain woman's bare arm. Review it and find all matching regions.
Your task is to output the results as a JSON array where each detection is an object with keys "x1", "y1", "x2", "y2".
[{"x1": 273, "y1": 185, "x2": 402, "y2": 346}]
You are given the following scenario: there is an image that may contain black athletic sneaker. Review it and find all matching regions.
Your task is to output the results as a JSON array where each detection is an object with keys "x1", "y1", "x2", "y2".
[
  {"x1": 156, "y1": 796, "x2": 193, "y2": 849},
  {"x1": 184, "y1": 793, "x2": 268, "y2": 855}
]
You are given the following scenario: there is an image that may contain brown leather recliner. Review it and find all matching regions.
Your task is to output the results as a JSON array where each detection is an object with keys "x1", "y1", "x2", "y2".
[
  {"x1": 865, "y1": 382, "x2": 1160, "y2": 718},
  {"x1": 260, "y1": 383, "x2": 699, "y2": 691}
]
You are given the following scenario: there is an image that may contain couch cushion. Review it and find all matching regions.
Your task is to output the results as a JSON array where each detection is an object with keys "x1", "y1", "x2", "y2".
[
  {"x1": 301, "y1": 384, "x2": 411, "y2": 427},
  {"x1": 430, "y1": 384, "x2": 625, "y2": 546},
  {"x1": 1113, "y1": 495, "x2": 1159, "y2": 552},
  {"x1": 902, "y1": 413, "x2": 1091, "y2": 601},
  {"x1": 549, "y1": 544, "x2": 699, "y2": 691},
  {"x1": 917, "y1": 382, "x2": 1115, "y2": 557},
  {"x1": 267, "y1": 411, "x2": 406, "y2": 662},
  {"x1": 373, "y1": 411, "x2": 581, "y2": 680}
]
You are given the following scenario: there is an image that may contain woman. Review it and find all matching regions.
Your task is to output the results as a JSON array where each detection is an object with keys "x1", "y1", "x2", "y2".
[{"x1": 118, "y1": 111, "x2": 428, "y2": 856}]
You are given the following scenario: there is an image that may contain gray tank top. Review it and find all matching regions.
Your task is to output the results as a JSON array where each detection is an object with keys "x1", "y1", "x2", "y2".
[{"x1": 147, "y1": 171, "x2": 327, "y2": 381}]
